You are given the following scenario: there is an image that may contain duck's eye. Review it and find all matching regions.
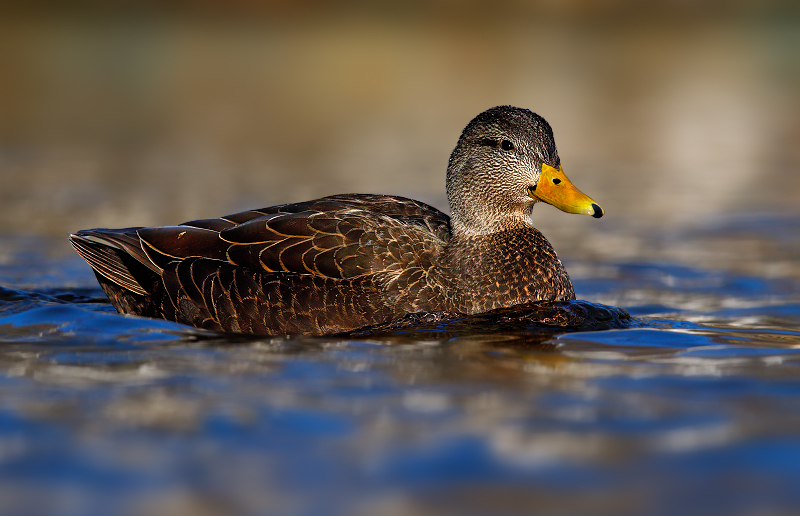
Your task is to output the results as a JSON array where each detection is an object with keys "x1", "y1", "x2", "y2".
[
  {"x1": 500, "y1": 140, "x2": 514, "y2": 151},
  {"x1": 552, "y1": 178, "x2": 561, "y2": 185}
]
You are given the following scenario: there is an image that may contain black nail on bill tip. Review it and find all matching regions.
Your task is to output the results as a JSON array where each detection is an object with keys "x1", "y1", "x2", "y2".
[{"x1": 591, "y1": 203, "x2": 604, "y2": 218}]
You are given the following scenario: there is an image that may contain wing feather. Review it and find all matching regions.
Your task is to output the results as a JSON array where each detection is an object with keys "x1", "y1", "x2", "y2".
[
  {"x1": 72, "y1": 194, "x2": 453, "y2": 334},
  {"x1": 139, "y1": 226, "x2": 229, "y2": 270}
]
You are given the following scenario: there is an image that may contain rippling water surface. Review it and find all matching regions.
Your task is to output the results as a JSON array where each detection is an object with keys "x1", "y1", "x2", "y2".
[{"x1": 2, "y1": 215, "x2": 800, "y2": 516}]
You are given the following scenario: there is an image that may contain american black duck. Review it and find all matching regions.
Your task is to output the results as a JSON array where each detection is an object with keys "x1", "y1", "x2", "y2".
[{"x1": 70, "y1": 106, "x2": 604, "y2": 336}]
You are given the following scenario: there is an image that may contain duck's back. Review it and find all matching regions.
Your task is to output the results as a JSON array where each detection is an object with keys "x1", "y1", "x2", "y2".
[{"x1": 70, "y1": 194, "x2": 452, "y2": 335}]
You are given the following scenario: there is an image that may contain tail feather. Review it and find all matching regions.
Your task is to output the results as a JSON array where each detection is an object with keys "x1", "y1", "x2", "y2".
[{"x1": 69, "y1": 228, "x2": 157, "y2": 296}]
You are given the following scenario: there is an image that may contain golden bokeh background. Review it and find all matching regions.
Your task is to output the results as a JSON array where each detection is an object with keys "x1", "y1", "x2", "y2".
[{"x1": 1, "y1": 1, "x2": 799, "y2": 260}]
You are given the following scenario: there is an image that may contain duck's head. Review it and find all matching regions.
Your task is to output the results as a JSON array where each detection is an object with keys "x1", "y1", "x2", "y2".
[{"x1": 446, "y1": 106, "x2": 602, "y2": 236}]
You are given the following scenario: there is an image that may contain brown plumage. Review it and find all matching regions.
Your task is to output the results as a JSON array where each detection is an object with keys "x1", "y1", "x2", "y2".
[{"x1": 69, "y1": 106, "x2": 603, "y2": 335}]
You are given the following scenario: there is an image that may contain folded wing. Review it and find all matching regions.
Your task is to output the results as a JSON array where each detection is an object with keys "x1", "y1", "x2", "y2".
[{"x1": 69, "y1": 195, "x2": 451, "y2": 334}]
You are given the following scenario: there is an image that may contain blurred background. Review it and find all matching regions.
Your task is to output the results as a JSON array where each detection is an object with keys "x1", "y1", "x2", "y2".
[{"x1": 1, "y1": 0, "x2": 799, "y2": 262}]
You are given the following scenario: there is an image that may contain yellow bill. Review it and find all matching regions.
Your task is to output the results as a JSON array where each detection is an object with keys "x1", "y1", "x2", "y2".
[{"x1": 529, "y1": 163, "x2": 604, "y2": 218}]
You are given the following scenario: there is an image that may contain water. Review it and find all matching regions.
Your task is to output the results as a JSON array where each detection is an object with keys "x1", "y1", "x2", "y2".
[{"x1": 1, "y1": 215, "x2": 799, "y2": 516}]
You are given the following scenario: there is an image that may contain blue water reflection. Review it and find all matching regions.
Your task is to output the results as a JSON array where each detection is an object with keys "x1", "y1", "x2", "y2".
[{"x1": 1, "y1": 229, "x2": 800, "y2": 516}]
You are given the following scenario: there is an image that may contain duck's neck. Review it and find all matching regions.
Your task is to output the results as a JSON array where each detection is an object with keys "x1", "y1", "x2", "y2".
[
  {"x1": 449, "y1": 213, "x2": 533, "y2": 237},
  {"x1": 443, "y1": 226, "x2": 576, "y2": 314}
]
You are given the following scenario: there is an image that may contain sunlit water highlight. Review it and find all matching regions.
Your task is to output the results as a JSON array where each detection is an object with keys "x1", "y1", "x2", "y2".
[{"x1": 1, "y1": 218, "x2": 800, "y2": 516}]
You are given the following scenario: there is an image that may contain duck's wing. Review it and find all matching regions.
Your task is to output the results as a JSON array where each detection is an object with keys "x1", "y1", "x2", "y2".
[
  {"x1": 312, "y1": 194, "x2": 451, "y2": 242},
  {"x1": 136, "y1": 195, "x2": 450, "y2": 281},
  {"x1": 71, "y1": 195, "x2": 451, "y2": 334}
]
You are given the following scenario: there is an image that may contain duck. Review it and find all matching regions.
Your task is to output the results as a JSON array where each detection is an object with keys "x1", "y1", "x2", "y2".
[{"x1": 69, "y1": 106, "x2": 603, "y2": 336}]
